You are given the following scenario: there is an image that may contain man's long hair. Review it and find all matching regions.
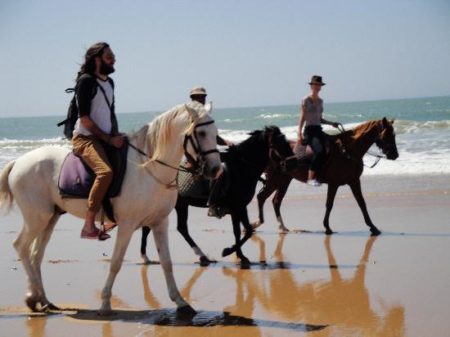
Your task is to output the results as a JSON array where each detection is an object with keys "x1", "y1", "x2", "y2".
[{"x1": 76, "y1": 42, "x2": 110, "y2": 81}]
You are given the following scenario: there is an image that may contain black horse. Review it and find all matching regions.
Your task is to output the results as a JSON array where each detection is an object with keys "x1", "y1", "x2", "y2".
[{"x1": 140, "y1": 126, "x2": 293, "y2": 267}]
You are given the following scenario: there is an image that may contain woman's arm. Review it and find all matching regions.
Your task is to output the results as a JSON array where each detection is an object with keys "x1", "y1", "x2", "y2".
[
  {"x1": 320, "y1": 117, "x2": 339, "y2": 128},
  {"x1": 298, "y1": 104, "x2": 306, "y2": 143}
]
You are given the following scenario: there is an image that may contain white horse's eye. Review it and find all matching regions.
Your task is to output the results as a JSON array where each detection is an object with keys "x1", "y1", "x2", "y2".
[{"x1": 197, "y1": 131, "x2": 206, "y2": 138}]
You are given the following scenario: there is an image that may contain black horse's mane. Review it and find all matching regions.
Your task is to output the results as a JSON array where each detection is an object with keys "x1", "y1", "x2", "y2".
[{"x1": 228, "y1": 125, "x2": 282, "y2": 153}]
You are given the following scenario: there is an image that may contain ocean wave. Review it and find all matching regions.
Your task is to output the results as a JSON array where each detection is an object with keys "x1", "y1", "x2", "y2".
[
  {"x1": 0, "y1": 138, "x2": 71, "y2": 169},
  {"x1": 393, "y1": 120, "x2": 450, "y2": 134},
  {"x1": 220, "y1": 122, "x2": 450, "y2": 176},
  {"x1": 1, "y1": 121, "x2": 450, "y2": 176},
  {"x1": 257, "y1": 113, "x2": 292, "y2": 120},
  {"x1": 0, "y1": 137, "x2": 69, "y2": 147}
]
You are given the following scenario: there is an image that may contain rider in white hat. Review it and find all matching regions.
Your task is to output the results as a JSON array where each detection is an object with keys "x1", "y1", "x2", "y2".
[
  {"x1": 190, "y1": 86, "x2": 207, "y2": 98},
  {"x1": 189, "y1": 86, "x2": 232, "y2": 217}
]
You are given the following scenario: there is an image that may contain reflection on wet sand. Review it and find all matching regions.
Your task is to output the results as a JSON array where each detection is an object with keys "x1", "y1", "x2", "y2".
[
  {"x1": 27, "y1": 313, "x2": 47, "y2": 337},
  {"x1": 131, "y1": 234, "x2": 404, "y2": 336},
  {"x1": 224, "y1": 234, "x2": 405, "y2": 336},
  {"x1": 13, "y1": 234, "x2": 405, "y2": 337},
  {"x1": 136, "y1": 263, "x2": 326, "y2": 333}
]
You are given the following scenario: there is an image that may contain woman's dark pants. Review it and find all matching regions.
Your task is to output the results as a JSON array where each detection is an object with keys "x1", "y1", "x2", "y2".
[{"x1": 304, "y1": 125, "x2": 327, "y2": 178}]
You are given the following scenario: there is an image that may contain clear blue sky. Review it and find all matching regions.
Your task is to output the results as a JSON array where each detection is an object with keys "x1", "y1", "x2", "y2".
[{"x1": 1, "y1": 0, "x2": 449, "y2": 117}]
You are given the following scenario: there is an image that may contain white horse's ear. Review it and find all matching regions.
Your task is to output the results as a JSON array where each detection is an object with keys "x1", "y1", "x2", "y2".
[
  {"x1": 185, "y1": 104, "x2": 196, "y2": 118},
  {"x1": 204, "y1": 101, "x2": 213, "y2": 114}
]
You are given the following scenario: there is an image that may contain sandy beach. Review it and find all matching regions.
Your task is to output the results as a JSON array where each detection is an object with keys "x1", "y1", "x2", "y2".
[{"x1": 1, "y1": 173, "x2": 449, "y2": 337}]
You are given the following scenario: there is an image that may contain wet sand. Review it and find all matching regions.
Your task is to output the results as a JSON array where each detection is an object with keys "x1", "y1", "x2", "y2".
[{"x1": 1, "y1": 174, "x2": 449, "y2": 337}]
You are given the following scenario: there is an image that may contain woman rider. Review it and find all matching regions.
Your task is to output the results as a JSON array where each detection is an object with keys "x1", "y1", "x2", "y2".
[{"x1": 298, "y1": 75, "x2": 340, "y2": 186}]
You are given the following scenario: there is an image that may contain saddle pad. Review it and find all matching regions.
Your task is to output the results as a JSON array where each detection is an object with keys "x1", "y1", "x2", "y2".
[
  {"x1": 293, "y1": 142, "x2": 314, "y2": 159},
  {"x1": 177, "y1": 170, "x2": 210, "y2": 199},
  {"x1": 58, "y1": 152, "x2": 94, "y2": 197},
  {"x1": 58, "y1": 144, "x2": 128, "y2": 199}
]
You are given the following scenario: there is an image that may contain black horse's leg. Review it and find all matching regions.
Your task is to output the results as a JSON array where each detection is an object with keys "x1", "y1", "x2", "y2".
[
  {"x1": 175, "y1": 198, "x2": 212, "y2": 266},
  {"x1": 272, "y1": 175, "x2": 293, "y2": 232},
  {"x1": 140, "y1": 226, "x2": 152, "y2": 264},
  {"x1": 252, "y1": 177, "x2": 276, "y2": 229},
  {"x1": 235, "y1": 208, "x2": 252, "y2": 267},
  {"x1": 222, "y1": 208, "x2": 253, "y2": 266},
  {"x1": 323, "y1": 184, "x2": 339, "y2": 235},
  {"x1": 222, "y1": 209, "x2": 253, "y2": 265},
  {"x1": 349, "y1": 179, "x2": 381, "y2": 236},
  {"x1": 240, "y1": 207, "x2": 254, "y2": 247}
]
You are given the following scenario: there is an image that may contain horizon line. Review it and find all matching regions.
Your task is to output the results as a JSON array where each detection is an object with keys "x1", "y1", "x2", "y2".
[{"x1": 1, "y1": 94, "x2": 449, "y2": 120}]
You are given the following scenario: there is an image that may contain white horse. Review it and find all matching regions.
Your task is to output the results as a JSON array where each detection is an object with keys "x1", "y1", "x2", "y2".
[{"x1": 0, "y1": 101, "x2": 222, "y2": 315}]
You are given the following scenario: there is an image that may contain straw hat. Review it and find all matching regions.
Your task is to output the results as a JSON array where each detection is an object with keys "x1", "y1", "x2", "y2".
[{"x1": 190, "y1": 86, "x2": 207, "y2": 96}]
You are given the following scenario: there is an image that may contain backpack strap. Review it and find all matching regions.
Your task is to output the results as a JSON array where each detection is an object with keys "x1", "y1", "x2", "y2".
[{"x1": 97, "y1": 80, "x2": 119, "y2": 135}]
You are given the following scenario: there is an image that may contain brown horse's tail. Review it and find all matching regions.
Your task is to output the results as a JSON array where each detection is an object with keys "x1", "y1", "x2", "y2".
[{"x1": 0, "y1": 161, "x2": 15, "y2": 214}]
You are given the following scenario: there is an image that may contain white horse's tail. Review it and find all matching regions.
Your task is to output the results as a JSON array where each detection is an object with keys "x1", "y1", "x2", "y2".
[{"x1": 0, "y1": 161, "x2": 15, "y2": 213}]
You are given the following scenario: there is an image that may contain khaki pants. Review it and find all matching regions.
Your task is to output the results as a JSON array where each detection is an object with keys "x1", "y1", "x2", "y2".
[{"x1": 72, "y1": 135, "x2": 113, "y2": 213}]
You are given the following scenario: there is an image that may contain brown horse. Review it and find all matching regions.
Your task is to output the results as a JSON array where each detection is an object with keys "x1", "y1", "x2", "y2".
[{"x1": 253, "y1": 117, "x2": 398, "y2": 235}]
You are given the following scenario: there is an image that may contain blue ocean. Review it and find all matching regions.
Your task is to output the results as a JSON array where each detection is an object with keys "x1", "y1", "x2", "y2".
[{"x1": 1, "y1": 96, "x2": 450, "y2": 176}]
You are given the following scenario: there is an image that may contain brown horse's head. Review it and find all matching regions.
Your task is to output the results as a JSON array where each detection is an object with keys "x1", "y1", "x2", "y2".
[{"x1": 375, "y1": 118, "x2": 399, "y2": 160}]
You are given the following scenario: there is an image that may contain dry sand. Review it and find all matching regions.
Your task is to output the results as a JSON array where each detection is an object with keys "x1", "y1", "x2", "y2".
[{"x1": 0, "y1": 174, "x2": 449, "y2": 337}]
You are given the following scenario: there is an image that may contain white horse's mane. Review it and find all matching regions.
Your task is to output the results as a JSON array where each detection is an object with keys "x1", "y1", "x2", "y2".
[{"x1": 129, "y1": 101, "x2": 208, "y2": 163}]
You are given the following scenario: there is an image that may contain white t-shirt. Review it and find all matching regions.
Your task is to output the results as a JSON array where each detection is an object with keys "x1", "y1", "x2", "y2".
[{"x1": 73, "y1": 78, "x2": 114, "y2": 137}]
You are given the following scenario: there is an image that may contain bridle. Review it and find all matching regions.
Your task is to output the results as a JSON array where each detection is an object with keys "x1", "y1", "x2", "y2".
[
  {"x1": 374, "y1": 131, "x2": 396, "y2": 160},
  {"x1": 338, "y1": 121, "x2": 396, "y2": 168},
  {"x1": 127, "y1": 118, "x2": 219, "y2": 177},
  {"x1": 183, "y1": 119, "x2": 220, "y2": 175}
]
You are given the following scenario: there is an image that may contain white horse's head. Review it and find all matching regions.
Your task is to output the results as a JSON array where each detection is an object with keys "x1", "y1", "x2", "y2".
[{"x1": 184, "y1": 101, "x2": 222, "y2": 179}]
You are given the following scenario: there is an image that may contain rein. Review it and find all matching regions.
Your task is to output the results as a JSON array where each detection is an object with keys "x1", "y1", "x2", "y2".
[
  {"x1": 336, "y1": 123, "x2": 385, "y2": 169},
  {"x1": 128, "y1": 140, "x2": 195, "y2": 173}
]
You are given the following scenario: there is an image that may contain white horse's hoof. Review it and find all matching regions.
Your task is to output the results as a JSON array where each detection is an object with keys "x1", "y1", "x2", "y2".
[
  {"x1": 98, "y1": 308, "x2": 114, "y2": 316},
  {"x1": 177, "y1": 304, "x2": 196, "y2": 316},
  {"x1": 98, "y1": 302, "x2": 113, "y2": 316},
  {"x1": 41, "y1": 302, "x2": 60, "y2": 312},
  {"x1": 25, "y1": 296, "x2": 39, "y2": 312}
]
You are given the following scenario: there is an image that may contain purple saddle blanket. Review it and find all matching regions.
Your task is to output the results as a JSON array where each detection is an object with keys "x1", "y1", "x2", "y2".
[{"x1": 58, "y1": 145, "x2": 128, "y2": 199}]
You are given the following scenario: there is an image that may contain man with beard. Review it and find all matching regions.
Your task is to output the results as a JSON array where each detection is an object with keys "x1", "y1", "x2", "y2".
[{"x1": 72, "y1": 42, "x2": 124, "y2": 240}]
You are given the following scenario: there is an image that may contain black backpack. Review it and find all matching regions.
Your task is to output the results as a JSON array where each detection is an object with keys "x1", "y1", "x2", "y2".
[
  {"x1": 57, "y1": 75, "x2": 117, "y2": 140},
  {"x1": 57, "y1": 88, "x2": 78, "y2": 140}
]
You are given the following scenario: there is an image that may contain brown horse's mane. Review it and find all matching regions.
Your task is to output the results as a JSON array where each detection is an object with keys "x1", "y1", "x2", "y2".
[{"x1": 331, "y1": 120, "x2": 380, "y2": 144}]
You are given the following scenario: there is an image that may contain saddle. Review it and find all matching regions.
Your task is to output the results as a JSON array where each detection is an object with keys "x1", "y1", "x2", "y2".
[
  {"x1": 177, "y1": 152, "x2": 231, "y2": 209},
  {"x1": 58, "y1": 144, "x2": 128, "y2": 222},
  {"x1": 281, "y1": 138, "x2": 335, "y2": 173}
]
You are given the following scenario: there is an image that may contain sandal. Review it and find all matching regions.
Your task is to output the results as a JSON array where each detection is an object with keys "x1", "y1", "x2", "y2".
[
  {"x1": 81, "y1": 227, "x2": 111, "y2": 241},
  {"x1": 101, "y1": 223, "x2": 118, "y2": 233}
]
